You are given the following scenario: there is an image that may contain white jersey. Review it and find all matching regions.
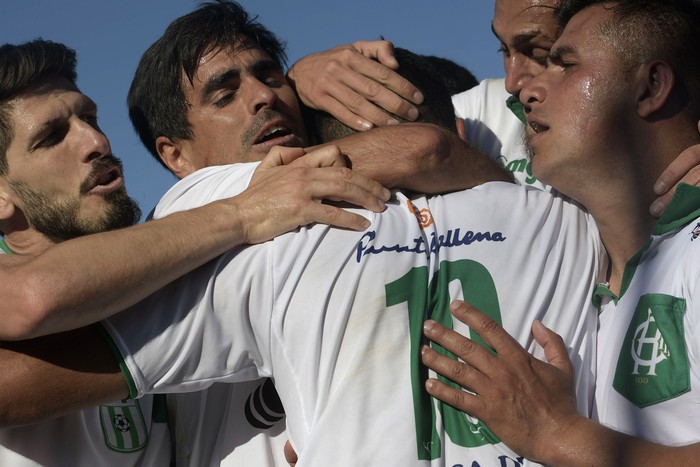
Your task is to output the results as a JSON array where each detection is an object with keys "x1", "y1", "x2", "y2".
[
  {"x1": 102, "y1": 163, "x2": 603, "y2": 466},
  {"x1": 593, "y1": 184, "x2": 700, "y2": 445},
  {"x1": 452, "y1": 78, "x2": 544, "y2": 189},
  {"x1": 0, "y1": 244, "x2": 171, "y2": 467}
]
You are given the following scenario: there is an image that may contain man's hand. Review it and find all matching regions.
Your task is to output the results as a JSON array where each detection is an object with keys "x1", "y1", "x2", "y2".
[
  {"x1": 239, "y1": 145, "x2": 390, "y2": 244},
  {"x1": 651, "y1": 121, "x2": 700, "y2": 217},
  {"x1": 287, "y1": 40, "x2": 423, "y2": 131},
  {"x1": 420, "y1": 300, "x2": 581, "y2": 463}
]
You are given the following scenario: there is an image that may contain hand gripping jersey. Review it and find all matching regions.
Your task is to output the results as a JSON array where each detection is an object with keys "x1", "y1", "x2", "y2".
[
  {"x1": 593, "y1": 184, "x2": 700, "y2": 445},
  {"x1": 0, "y1": 245, "x2": 171, "y2": 467},
  {"x1": 102, "y1": 163, "x2": 604, "y2": 466}
]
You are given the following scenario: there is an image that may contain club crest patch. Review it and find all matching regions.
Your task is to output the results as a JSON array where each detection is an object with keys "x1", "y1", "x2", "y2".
[
  {"x1": 100, "y1": 399, "x2": 148, "y2": 452},
  {"x1": 613, "y1": 294, "x2": 689, "y2": 407}
]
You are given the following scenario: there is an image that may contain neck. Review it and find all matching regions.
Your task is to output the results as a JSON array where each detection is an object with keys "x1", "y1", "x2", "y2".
[
  {"x1": 3, "y1": 228, "x2": 54, "y2": 256},
  {"x1": 568, "y1": 125, "x2": 696, "y2": 295}
]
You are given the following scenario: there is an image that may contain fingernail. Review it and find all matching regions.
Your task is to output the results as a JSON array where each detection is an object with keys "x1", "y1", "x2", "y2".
[
  {"x1": 649, "y1": 200, "x2": 664, "y2": 217},
  {"x1": 654, "y1": 179, "x2": 667, "y2": 194},
  {"x1": 421, "y1": 344, "x2": 429, "y2": 356},
  {"x1": 381, "y1": 188, "x2": 392, "y2": 200},
  {"x1": 359, "y1": 120, "x2": 373, "y2": 131},
  {"x1": 424, "y1": 320, "x2": 436, "y2": 333},
  {"x1": 425, "y1": 378, "x2": 436, "y2": 391},
  {"x1": 360, "y1": 218, "x2": 371, "y2": 229},
  {"x1": 386, "y1": 118, "x2": 400, "y2": 126},
  {"x1": 413, "y1": 91, "x2": 424, "y2": 104},
  {"x1": 406, "y1": 107, "x2": 419, "y2": 121}
]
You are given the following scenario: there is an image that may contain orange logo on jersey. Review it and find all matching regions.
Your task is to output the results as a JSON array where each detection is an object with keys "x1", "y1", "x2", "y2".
[{"x1": 406, "y1": 200, "x2": 433, "y2": 229}]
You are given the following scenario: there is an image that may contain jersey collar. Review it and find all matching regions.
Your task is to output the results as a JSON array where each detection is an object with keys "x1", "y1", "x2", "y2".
[{"x1": 593, "y1": 183, "x2": 700, "y2": 307}]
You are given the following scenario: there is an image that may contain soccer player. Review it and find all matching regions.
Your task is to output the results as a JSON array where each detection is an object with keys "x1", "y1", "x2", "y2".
[
  {"x1": 90, "y1": 4, "x2": 605, "y2": 465},
  {"x1": 421, "y1": 1, "x2": 700, "y2": 465},
  {"x1": 0, "y1": 38, "x2": 390, "y2": 466}
]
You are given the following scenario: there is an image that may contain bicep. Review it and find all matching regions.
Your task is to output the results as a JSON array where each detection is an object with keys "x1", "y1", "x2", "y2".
[{"x1": 0, "y1": 325, "x2": 127, "y2": 427}]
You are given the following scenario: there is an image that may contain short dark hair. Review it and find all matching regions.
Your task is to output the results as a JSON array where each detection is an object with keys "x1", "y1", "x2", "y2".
[
  {"x1": 311, "y1": 47, "x2": 459, "y2": 143},
  {"x1": 0, "y1": 40, "x2": 77, "y2": 175},
  {"x1": 128, "y1": 0, "x2": 288, "y2": 169},
  {"x1": 556, "y1": 0, "x2": 700, "y2": 117},
  {"x1": 421, "y1": 54, "x2": 478, "y2": 96}
]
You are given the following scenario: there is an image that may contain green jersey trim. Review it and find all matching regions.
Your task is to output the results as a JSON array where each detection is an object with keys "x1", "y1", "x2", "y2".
[
  {"x1": 654, "y1": 183, "x2": 700, "y2": 235},
  {"x1": 96, "y1": 322, "x2": 139, "y2": 399},
  {"x1": 593, "y1": 183, "x2": 700, "y2": 307},
  {"x1": 0, "y1": 239, "x2": 13, "y2": 254}
]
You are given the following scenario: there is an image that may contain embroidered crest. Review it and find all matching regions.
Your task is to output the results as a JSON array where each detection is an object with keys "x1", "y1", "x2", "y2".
[{"x1": 100, "y1": 399, "x2": 148, "y2": 452}]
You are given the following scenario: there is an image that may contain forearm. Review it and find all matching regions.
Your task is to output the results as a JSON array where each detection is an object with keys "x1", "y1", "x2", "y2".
[
  {"x1": 544, "y1": 416, "x2": 699, "y2": 467},
  {"x1": 2, "y1": 198, "x2": 248, "y2": 339},
  {"x1": 328, "y1": 123, "x2": 512, "y2": 193}
]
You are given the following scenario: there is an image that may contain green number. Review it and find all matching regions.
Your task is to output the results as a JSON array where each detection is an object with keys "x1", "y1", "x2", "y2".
[{"x1": 385, "y1": 259, "x2": 503, "y2": 460}]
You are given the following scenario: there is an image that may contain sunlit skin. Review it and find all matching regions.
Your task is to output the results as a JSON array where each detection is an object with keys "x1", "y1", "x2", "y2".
[
  {"x1": 520, "y1": 8, "x2": 636, "y2": 204},
  {"x1": 492, "y1": 0, "x2": 561, "y2": 97},
  {"x1": 1, "y1": 76, "x2": 128, "y2": 245},
  {"x1": 519, "y1": 5, "x2": 655, "y2": 282},
  {"x1": 161, "y1": 37, "x2": 308, "y2": 176}
]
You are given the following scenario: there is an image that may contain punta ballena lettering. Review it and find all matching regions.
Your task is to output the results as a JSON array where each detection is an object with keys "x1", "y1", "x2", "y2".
[{"x1": 356, "y1": 228, "x2": 506, "y2": 263}]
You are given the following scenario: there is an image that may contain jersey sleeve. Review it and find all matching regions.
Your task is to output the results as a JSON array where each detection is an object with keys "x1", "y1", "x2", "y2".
[{"x1": 101, "y1": 162, "x2": 272, "y2": 398}]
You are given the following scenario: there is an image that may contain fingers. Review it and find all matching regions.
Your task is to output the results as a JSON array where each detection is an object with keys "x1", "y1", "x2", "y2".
[
  {"x1": 651, "y1": 142, "x2": 700, "y2": 217},
  {"x1": 420, "y1": 343, "x2": 487, "y2": 393},
  {"x1": 424, "y1": 375, "x2": 481, "y2": 416},
  {"x1": 532, "y1": 321, "x2": 574, "y2": 377},
  {"x1": 305, "y1": 166, "x2": 390, "y2": 210},
  {"x1": 257, "y1": 146, "x2": 307, "y2": 169},
  {"x1": 289, "y1": 145, "x2": 347, "y2": 168},
  {"x1": 447, "y1": 301, "x2": 521, "y2": 357},
  {"x1": 241, "y1": 163, "x2": 390, "y2": 243},
  {"x1": 288, "y1": 43, "x2": 422, "y2": 131},
  {"x1": 351, "y1": 40, "x2": 399, "y2": 69}
]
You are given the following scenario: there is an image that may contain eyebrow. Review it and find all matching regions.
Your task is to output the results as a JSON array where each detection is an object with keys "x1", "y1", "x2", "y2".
[
  {"x1": 491, "y1": 23, "x2": 543, "y2": 47},
  {"x1": 200, "y1": 58, "x2": 283, "y2": 104},
  {"x1": 548, "y1": 45, "x2": 576, "y2": 63}
]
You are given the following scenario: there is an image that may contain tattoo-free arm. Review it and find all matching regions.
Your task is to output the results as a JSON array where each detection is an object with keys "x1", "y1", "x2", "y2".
[
  {"x1": 0, "y1": 147, "x2": 389, "y2": 340},
  {"x1": 327, "y1": 123, "x2": 513, "y2": 193},
  {"x1": 0, "y1": 326, "x2": 127, "y2": 427}
]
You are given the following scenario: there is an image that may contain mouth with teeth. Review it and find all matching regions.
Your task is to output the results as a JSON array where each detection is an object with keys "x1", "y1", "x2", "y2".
[
  {"x1": 529, "y1": 121, "x2": 549, "y2": 134},
  {"x1": 255, "y1": 125, "x2": 292, "y2": 144}
]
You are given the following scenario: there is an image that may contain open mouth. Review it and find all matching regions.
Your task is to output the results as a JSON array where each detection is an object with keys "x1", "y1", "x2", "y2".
[
  {"x1": 84, "y1": 166, "x2": 123, "y2": 195},
  {"x1": 529, "y1": 121, "x2": 549, "y2": 134},
  {"x1": 255, "y1": 125, "x2": 293, "y2": 144}
]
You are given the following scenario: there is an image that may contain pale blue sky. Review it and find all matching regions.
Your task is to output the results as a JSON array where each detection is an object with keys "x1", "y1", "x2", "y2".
[{"x1": 2, "y1": 1, "x2": 503, "y2": 215}]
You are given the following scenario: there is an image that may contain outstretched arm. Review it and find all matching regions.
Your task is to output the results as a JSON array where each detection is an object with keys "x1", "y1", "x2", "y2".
[
  {"x1": 421, "y1": 301, "x2": 700, "y2": 466},
  {"x1": 0, "y1": 146, "x2": 390, "y2": 340}
]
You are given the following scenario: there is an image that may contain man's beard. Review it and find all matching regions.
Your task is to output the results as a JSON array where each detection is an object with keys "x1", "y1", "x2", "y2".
[{"x1": 9, "y1": 155, "x2": 142, "y2": 242}]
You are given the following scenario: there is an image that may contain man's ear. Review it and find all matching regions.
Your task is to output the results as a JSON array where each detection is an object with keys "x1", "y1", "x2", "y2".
[
  {"x1": 455, "y1": 117, "x2": 466, "y2": 142},
  {"x1": 0, "y1": 177, "x2": 16, "y2": 221},
  {"x1": 156, "y1": 136, "x2": 195, "y2": 179},
  {"x1": 637, "y1": 61, "x2": 675, "y2": 118}
]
